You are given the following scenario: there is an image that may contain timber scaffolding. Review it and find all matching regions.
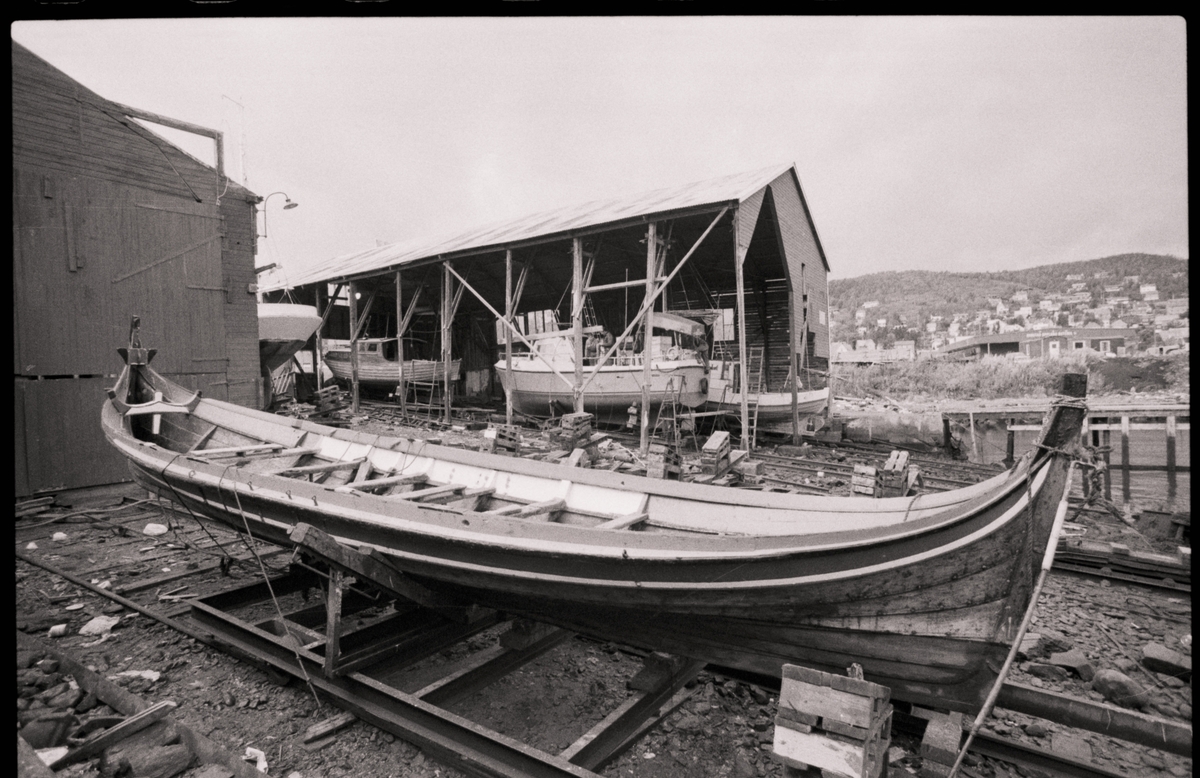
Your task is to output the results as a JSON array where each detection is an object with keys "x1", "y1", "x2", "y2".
[
  {"x1": 261, "y1": 164, "x2": 835, "y2": 456},
  {"x1": 15, "y1": 487, "x2": 1192, "y2": 778}
]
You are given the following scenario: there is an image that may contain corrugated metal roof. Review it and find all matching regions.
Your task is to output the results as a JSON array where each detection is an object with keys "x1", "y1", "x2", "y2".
[{"x1": 266, "y1": 163, "x2": 796, "y2": 291}]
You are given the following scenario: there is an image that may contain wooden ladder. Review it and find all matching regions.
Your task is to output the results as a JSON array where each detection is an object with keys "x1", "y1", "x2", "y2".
[{"x1": 744, "y1": 346, "x2": 765, "y2": 446}]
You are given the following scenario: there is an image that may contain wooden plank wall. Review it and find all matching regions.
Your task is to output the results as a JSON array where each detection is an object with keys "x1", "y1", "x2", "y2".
[
  {"x1": 12, "y1": 41, "x2": 262, "y2": 493},
  {"x1": 767, "y1": 171, "x2": 830, "y2": 361}
]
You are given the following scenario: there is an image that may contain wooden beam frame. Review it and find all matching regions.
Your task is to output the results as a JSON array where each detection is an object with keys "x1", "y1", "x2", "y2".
[
  {"x1": 734, "y1": 210, "x2": 751, "y2": 450},
  {"x1": 348, "y1": 282, "x2": 361, "y2": 413},
  {"x1": 444, "y1": 264, "x2": 576, "y2": 392},
  {"x1": 576, "y1": 207, "x2": 728, "y2": 398},
  {"x1": 504, "y1": 250, "x2": 514, "y2": 425}
]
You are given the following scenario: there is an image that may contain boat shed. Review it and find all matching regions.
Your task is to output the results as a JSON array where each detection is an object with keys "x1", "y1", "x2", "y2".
[
  {"x1": 13, "y1": 41, "x2": 262, "y2": 495},
  {"x1": 265, "y1": 163, "x2": 831, "y2": 449}
]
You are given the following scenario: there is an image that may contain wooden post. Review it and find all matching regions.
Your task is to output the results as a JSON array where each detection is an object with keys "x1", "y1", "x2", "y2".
[
  {"x1": 442, "y1": 263, "x2": 453, "y2": 423},
  {"x1": 641, "y1": 223, "x2": 656, "y2": 455},
  {"x1": 314, "y1": 283, "x2": 325, "y2": 391},
  {"x1": 788, "y1": 288, "x2": 800, "y2": 445},
  {"x1": 348, "y1": 282, "x2": 360, "y2": 414},
  {"x1": 968, "y1": 411, "x2": 979, "y2": 462},
  {"x1": 505, "y1": 250, "x2": 514, "y2": 426},
  {"x1": 324, "y1": 568, "x2": 344, "y2": 678},
  {"x1": 734, "y1": 218, "x2": 750, "y2": 451},
  {"x1": 1005, "y1": 420, "x2": 1015, "y2": 466},
  {"x1": 1166, "y1": 414, "x2": 1177, "y2": 475},
  {"x1": 573, "y1": 238, "x2": 585, "y2": 413},
  {"x1": 395, "y1": 271, "x2": 406, "y2": 415},
  {"x1": 1102, "y1": 427, "x2": 1113, "y2": 501},
  {"x1": 1120, "y1": 414, "x2": 1131, "y2": 505}
]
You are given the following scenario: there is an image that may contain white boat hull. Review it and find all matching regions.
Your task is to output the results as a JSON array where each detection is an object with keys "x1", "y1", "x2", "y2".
[{"x1": 496, "y1": 361, "x2": 707, "y2": 418}]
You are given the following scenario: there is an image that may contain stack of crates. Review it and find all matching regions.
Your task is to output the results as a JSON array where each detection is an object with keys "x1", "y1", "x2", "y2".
[
  {"x1": 851, "y1": 465, "x2": 881, "y2": 497},
  {"x1": 700, "y1": 430, "x2": 732, "y2": 476},
  {"x1": 773, "y1": 664, "x2": 892, "y2": 778},
  {"x1": 551, "y1": 411, "x2": 594, "y2": 449},
  {"x1": 646, "y1": 442, "x2": 681, "y2": 480},
  {"x1": 879, "y1": 451, "x2": 910, "y2": 497}
]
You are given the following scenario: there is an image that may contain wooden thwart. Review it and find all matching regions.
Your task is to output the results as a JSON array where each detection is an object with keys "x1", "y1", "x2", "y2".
[
  {"x1": 272, "y1": 457, "x2": 367, "y2": 477},
  {"x1": 483, "y1": 498, "x2": 566, "y2": 518},
  {"x1": 335, "y1": 473, "x2": 428, "y2": 492}
]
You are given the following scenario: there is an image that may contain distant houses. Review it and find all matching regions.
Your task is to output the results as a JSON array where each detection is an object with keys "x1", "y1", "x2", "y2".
[{"x1": 933, "y1": 328, "x2": 1131, "y2": 360}]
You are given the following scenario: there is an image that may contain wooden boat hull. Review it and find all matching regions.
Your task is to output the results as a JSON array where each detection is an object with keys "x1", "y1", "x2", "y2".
[
  {"x1": 324, "y1": 351, "x2": 461, "y2": 387},
  {"x1": 706, "y1": 387, "x2": 830, "y2": 421},
  {"x1": 102, "y1": 354, "x2": 1085, "y2": 715},
  {"x1": 258, "y1": 303, "x2": 322, "y2": 375},
  {"x1": 495, "y1": 361, "x2": 707, "y2": 418}
]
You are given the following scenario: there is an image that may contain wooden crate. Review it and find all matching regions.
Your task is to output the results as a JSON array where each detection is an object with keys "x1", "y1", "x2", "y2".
[
  {"x1": 560, "y1": 411, "x2": 594, "y2": 437},
  {"x1": 773, "y1": 664, "x2": 892, "y2": 778},
  {"x1": 646, "y1": 443, "x2": 681, "y2": 480},
  {"x1": 700, "y1": 430, "x2": 732, "y2": 476},
  {"x1": 880, "y1": 450, "x2": 913, "y2": 497},
  {"x1": 851, "y1": 464, "x2": 880, "y2": 497},
  {"x1": 493, "y1": 424, "x2": 520, "y2": 452}
]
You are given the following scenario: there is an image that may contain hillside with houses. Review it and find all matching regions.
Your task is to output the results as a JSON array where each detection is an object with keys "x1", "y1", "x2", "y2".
[{"x1": 828, "y1": 254, "x2": 1188, "y2": 362}]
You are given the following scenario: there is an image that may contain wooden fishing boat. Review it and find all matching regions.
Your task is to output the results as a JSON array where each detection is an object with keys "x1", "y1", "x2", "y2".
[
  {"x1": 705, "y1": 358, "x2": 830, "y2": 422},
  {"x1": 323, "y1": 338, "x2": 461, "y2": 387},
  {"x1": 495, "y1": 313, "x2": 708, "y2": 419},
  {"x1": 102, "y1": 322, "x2": 1087, "y2": 714}
]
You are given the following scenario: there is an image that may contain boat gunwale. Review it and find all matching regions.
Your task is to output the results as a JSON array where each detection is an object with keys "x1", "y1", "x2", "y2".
[{"x1": 101, "y1": 365, "x2": 1059, "y2": 564}]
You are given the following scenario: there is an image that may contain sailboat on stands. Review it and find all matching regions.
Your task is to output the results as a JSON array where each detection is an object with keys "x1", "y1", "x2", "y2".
[
  {"x1": 494, "y1": 312, "x2": 708, "y2": 420},
  {"x1": 102, "y1": 318, "x2": 1086, "y2": 715}
]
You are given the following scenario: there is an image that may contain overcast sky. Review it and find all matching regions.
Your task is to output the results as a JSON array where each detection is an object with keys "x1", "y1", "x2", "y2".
[{"x1": 11, "y1": 16, "x2": 1188, "y2": 283}]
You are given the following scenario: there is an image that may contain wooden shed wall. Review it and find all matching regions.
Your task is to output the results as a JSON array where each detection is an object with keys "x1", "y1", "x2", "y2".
[
  {"x1": 13, "y1": 41, "x2": 260, "y2": 495},
  {"x1": 766, "y1": 171, "x2": 830, "y2": 361}
]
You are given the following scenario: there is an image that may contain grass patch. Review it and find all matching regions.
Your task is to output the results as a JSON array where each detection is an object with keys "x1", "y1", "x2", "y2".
[{"x1": 831, "y1": 353, "x2": 1110, "y2": 401}]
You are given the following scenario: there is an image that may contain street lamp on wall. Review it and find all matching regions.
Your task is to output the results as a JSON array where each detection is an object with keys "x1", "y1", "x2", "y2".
[{"x1": 259, "y1": 191, "x2": 298, "y2": 238}]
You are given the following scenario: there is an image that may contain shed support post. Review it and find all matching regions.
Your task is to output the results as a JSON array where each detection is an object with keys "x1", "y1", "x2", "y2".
[
  {"x1": 573, "y1": 238, "x2": 585, "y2": 414},
  {"x1": 442, "y1": 263, "x2": 453, "y2": 423},
  {"x1": 788, "y1": 289, "x2": 800, "y2": 445},
  {"x1": 734, "y1": 215, "x2": 751, "y2": 451},
  {"x1": 505, "y1": 250, "x2": 514, "y2": 426},
  {"x1": 314, "y1": 284, "x2": 325, "y2": 391},
  {"x1": 395, "y1": 271, "x2": 406, "y2": 415},
  {"x1": 641, "y1": 222, "x2": 656, "y2": 455},
  {"x1": 348, "y1": 282, "x2": 360, "y2": 414}
]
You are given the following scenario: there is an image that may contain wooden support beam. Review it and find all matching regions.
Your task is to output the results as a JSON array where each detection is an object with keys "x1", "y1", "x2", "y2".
[
  {"x1": 584, "y1": 276, "x2": 668, "y2": 294},
  {"x1": 288, "y1": 523, "x2": 476, "y2": 621},
  {"x1": 395, "y1": 271, "x2": 406, "y2": 415},
  {"x1": 197, "y1": 442, "x2": 281, "y2": 456},
  {"x1": 561, "y1": 657, "x2": 704, "y2": 770},
  {"x1": 505, "y1": 249, "x2": 514, "y2": 426},
  {"x1": 573, "y1": 237, "x2": 585, "y2": 413},
  {"x1": 996, "y1": 681, "x2": 1192, "y2": 757},
  {"x1": 734, "y1": 215, "x2": 751, "y2": 451},
  {"x1": 442, "y1": 264, "x2": 453, "y2": 423},
  {"x1": 348, "y1": 281, "x2": 361, "y2": 413},
  {"x1": 641, "y1": 222, "x2": 656, "y2": 455},
  {"x1": 416, "y1": 627, "x2": 574, "y2": 707},
  {"x1": 324, "y1": 567, "x2": 346, "y2": 678}
]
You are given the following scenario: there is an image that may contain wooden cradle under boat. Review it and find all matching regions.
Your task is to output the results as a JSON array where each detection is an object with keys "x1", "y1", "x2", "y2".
[{"x1": 101, "y1": 327, "x2": 1087, "y2": 715}]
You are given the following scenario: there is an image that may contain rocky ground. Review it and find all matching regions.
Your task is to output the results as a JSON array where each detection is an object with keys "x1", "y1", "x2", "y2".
[{"x1": 15, "y1": 402, "x2": 1192, "y2": 778}]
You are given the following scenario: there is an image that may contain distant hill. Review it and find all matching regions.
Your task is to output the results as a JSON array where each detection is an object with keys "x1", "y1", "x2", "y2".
[{"x1": 828, "y1": 254, "x2": 1188, "y2": 343}]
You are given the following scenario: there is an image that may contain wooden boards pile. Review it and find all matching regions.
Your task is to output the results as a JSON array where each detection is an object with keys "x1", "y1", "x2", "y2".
[{"x1": 700, "y1": 431, "x2": 732, "y2": 477}]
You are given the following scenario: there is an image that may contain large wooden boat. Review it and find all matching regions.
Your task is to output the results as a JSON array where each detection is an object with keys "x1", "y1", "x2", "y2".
[
  {"x1": 705, "y1": 358, "x2": 830, "y2": 422},
  {"x1": 495, "y1": 313, "x2": 707, "y2": 419},
  {"x1": 102, "y1": 324, "x2": 1086, "y2": 714},
  {"x1": 323, "y1": 338, "x2": 461, "y2": 387}
]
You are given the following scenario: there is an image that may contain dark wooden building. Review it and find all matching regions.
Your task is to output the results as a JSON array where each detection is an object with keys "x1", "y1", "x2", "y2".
[{"x1": 13, "y1": 41, "x2": 262, "y2": 495}]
